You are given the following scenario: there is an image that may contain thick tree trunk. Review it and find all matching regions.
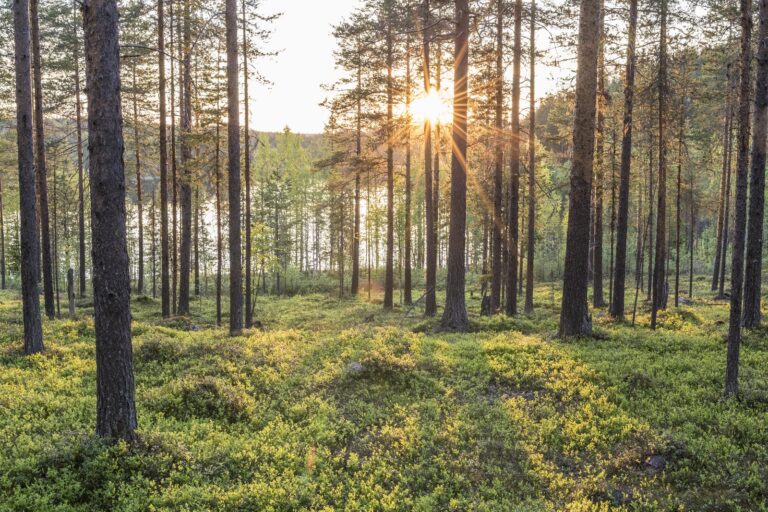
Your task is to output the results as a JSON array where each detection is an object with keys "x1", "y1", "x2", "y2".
[
  {"x1": 524, "y1": 0, "x2": 536, "y2": 314},
  {"x1": 743, "y1": 0, "x2": 768, "y2": 328},
  {"x1": 30, "y1": 0, "x2": 54, "y2": 320},
  {"x1": 559, "y1": 0, "x2": 600, "y2": 337},
  {"x1": 13, "y1": 0, "x2": 44, "y2": 354},
  {"x1": 651, "y1": 0, "x2": 669, "y2": 329},
  {"x1": 158, "y1": 0, "x2": 170, "y2": 318},
  {"x1": 423, "y1": 0, "x2": 436, "y2": 317},
  {"x1": 725, "y1": 0, "x2": 753, "y2": 398},
  {"x1": 440, "y1": 0, "x2": 469, "y2": 331},
  {"x1": 505, "y1": 0, "x2": 522, "y2": 316},
  {"x1": 177, "y1": 0, "x2": 192, "y2": 316},
  {"x1": 82, "y1": 0, "x2": 137, "y2": 440},
  {"x1": 226, "y1": 0, "x2": 243, "y2": 335},
  {"x1": 491, "y1": 0, "x2": 504, "y2": 313}
]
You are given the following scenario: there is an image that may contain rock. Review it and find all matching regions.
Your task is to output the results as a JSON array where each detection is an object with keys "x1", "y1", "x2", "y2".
[
  {"x1": 346, "y1": 362, "x2": 365, "y2": 376},
  {"x1": 363, "y1": 314, "x2": 375, "y2": 323},
  {"x1": 647, "y1": 454, "x2": 666, "y2": 471}
]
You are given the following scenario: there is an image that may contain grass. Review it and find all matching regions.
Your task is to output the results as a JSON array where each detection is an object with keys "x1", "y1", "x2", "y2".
[{"x1": 0, "y1": 280, "x2": 767, "y2": 511}]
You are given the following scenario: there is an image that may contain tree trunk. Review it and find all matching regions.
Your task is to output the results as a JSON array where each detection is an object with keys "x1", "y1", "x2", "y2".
[
  {"x1": 505, "y1": 0, "x2": 522, "y2": 317},
  {"x1": 83, "y1": 0, "x2": 137, "y2": 440},
  {"x1": 650, "y1": 0, "x2": 669, "y2": 329},
  {"x1": 719, "y1": 106, "x2": 734, "y2": 300},
  {"x1": 67, "y1": 268, "x2": 75, "y2": 318},
  {"x1": 423, "y1": 0, "x2": 437, "y2": 317},
  {"x1": 440, "y1": 0, "x2": 469, "y2": 331},
  {"x1": 132, "y1": 63, "x2": 144, "y2": 296},
  {"x1": 524, "y1": 0, "x2": 536, "y2": 314},
  {"x1": 559, "y1": 0, "x2": 600, "y2": 337},
  {"x1": 675, "y1": 84, "x2": 685, "y2": 307},
  {"x1": 491, "y1": 0, "x2": 504, "y2": 313},
  {"x1": 592, "y1": 0, "x2": 605, "y2": 308},
  {"x1": 13, "y1": 0, "x2": 44, "y2": 354},
  {"x1": 725, "y1": 0, "x2": 753, "y2": 398},
  {"x1": 404, "y1": 37, "x2": 413, "y2": 306},
  {"x1": 383, "y1": 5, "x2": 394, "y2": 310},
  {"x1": 743, "y1": 0, "x2": 768, "y2": 328},
  {"x1": 151, "y1": 190, "x2": 157, "y2": 298},
  {"x1": 177, "y1": 0, "x2": 192, "y2": 316},
  {"x1": 713, "y1": 67, "x2": 732, "y2": 292},
  {"x1": 243, "y1": 0, "x2": 253, "y2": 326},
  {"x1": 0, "y1": 175, "x2": 5, "y2": 290},
  {"x1": 170, "y1": 0, "x2": 178, "y2": 315},
  {"x1": 74, "y1": 5, "x2": 87, "y2": 298},
  {"x1": 158, "y1": 0, "x2": 170, "y2": 318},
  {"x1": 610, "y1": 0, "x2": 640, "y2": 320},
  {"x1": 30, "y1": 0, "x2": 54, "y2": 320},
  {"x1": 226, "y1": 0, "x2": 243, "y2": 335},
  {"x1": 216, "y1": 100, "x2": 223, "y2": 326}
]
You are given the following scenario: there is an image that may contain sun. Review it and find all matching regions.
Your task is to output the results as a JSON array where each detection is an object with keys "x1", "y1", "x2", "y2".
[{"x1": 410, "y1": 89, "x2": 452, "y2": 125}]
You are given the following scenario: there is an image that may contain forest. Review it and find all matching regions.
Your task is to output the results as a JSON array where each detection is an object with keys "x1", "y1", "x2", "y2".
[{"x1": 1, "y1": 0, "x2": 768, "y2": 509}]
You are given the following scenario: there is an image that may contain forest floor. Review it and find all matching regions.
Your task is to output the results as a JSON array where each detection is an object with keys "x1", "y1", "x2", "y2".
[{"x1": 1, "y1": 279, "x2": 767, "y2": 511}]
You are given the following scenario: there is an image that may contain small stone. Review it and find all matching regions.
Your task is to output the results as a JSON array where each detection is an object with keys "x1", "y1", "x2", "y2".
[
  {"x1": 647, "y1": 454, "x2": 666, "y2": 471},
  {"x1": 346, "y1": 362, "x2": 365, "y2": 375}
]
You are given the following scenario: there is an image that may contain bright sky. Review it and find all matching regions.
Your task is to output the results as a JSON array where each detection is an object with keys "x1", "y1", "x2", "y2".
[{"x1": 249, "y1": 0, "x2": 572, "y2": 135}]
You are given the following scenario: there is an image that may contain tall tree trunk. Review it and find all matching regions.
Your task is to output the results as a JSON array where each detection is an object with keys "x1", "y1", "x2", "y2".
[
  {"x1": 226, "y1": 0, "x2": 243, "y2": 335},
  {"x1": 30, "y1": 0, "x2": 54, "y2": 320},
  {"x1": 404, "y1": 37, "x2": 413, "y2": 306},
  {"x1": 0, "y1": 175, "x2": 5, "y2": 290},
  {"x1": 151, "y1": 190, "x2": 157, "y2": 298},
  {"x1": 383, "y1": 4, "x2": 394, "y2": 310},
  {"x1": 675, "y1": 84, "x2": 685, "y2": 307},
  {"x1": 524, "y1": 0, "x2": 536, "y2": 314},
  {"x1": 719, "y1": 107, "x2": 734, "y2": 300},
  {"x1": 713, "y1": 67, "x2": 732, "y2": 292},
  {"x1": 13, "y1": 0, "x2": 44, "y2": 354},
  {"x1": 725, "y1": 0, "x2": 753, "y2": 398},
  {"x1": 608, "y1": 124, "x2": 617, "y2": 305},
  {"x1": 74, "y1": 5, "x2": 87, "y2": 298},
  {"x1": 610, "y1": 0, "x2": 639, "y2": 320},
  {"x1": 177, "y1": 0, "x2": 192, "y2": 316},
  {"x1": 159, "y1": 0, "x2": 170, "y2": 318},
  {"x1": 440, "y1": 0, "x2": 470, "y2": 331},
  {"x1": 132, "y1": 63, "x2": 144, "y2": 295},
  {"x1": 215, "y1": 104, "x2": 223, "y2": 326},
  {"x1": 491, "y1": 0, "x2": 504, "y2": 313},
  {"x1": 83, "y1": 0, "x2": 137, "y2": 439},
  {"x1": 651, "y1": 0, "x2": 669, "y2": 329},
  {"x1": 170, "y1": 0, "x2": 178, "y2": 314},
  {"x1": 194, "y1": 188, "x2": 200, "y2": 296},
  {"x1": 743, "y1": 0, "x2": 768, "y2": 328},
  {"x1": 351, "y1": 39, "x2": 362, "y2": 296},
  {"x1": 243, "y1": 0, "x2": 253, "y2": 326},
  {"x1": 592, "y1": 0, "x2": 605, "y2": 307},
  {"x1": 506, "y1": 0, "x2": 522, "y2": 316},
  {"x1": 559, "y1": 0, "x2": 600, "y2": 337},
  {"x1": 423, "y1": 0, "x2": 437, "y2": 316}
]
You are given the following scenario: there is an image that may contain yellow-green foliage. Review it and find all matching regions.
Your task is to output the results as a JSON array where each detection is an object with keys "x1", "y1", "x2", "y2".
[{"x1": 0, "y1": 285, "x2": 767, "y2": 511}]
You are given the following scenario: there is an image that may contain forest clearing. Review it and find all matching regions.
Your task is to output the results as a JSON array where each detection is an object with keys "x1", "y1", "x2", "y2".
[{"x1": 1, "y1": 281, "x2": 767, "y2": 511}]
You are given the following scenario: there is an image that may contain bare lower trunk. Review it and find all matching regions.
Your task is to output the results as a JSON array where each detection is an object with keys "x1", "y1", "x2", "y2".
[
  {"x1": 559, "y1": 0, "x2": 600, "y2": 337},
  {"x1": 177, "y1": 0, "x2": 192, "y2": 316},
  {"x1": 524, "y1": 0, "x2": 536, "y2": 314},
  {"x1": 83, "y1": 0, "x2": 137, "y2": 439},
  {"x1": 505, "y1": 0, "x2": 522, "y2": 317},
  {"x1": 159, "y1": 0, "x2": 170, "y2": 318}
]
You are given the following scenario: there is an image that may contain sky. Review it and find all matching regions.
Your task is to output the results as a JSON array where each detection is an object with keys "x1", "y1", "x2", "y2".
[{"x1": 249, "y1": 0, "x2": 573, "y2": 135}]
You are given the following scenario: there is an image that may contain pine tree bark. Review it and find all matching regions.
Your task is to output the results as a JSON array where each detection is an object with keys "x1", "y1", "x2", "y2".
[
  {"x1": 609, "y1": 0, "x2": 636, "y2": 318},
  {"x1": 158, "y1": 0, "x2": 170, "y2": 318},
  {"x1": 404, "y1": 38, "x2": 413, "y2": 306},
  {"x1": 524, "y1": 0, "x2": 536, "y2": 314},
  {"x1": 13, "y1": 0, "x2": 44, "y2": 354},
  {"x1": 440, "y1": 0, "x2": 469, "y2": 331},
  {"x1": 491, "y1": 0, "x2": 504, "y2": 313},
  {"x1": 132, "y1": 63, "x2": 144, "y2": 296},
  {"x1": 713, "y1": 67, "x2": 732, "y2": 292},
  {"x1": 743, "y1": 0, "x2": 768, "y2": 328},
  {"x1": 351, "y1": 40, "x2": 362, "y2": 297},
  {"x1": 422, "y1": 0, "x2": 437, "y2": 317},
  {"x1": 74, "y1": 5, "x2": 86, "y2": 298},
  {"x1": 559, "y1": 0, "x2": 600, "y2": 337},
  {"x1": 592, "y1": 0, "x2": 605, "y2": 308},
  {"x1": 0, "y1": 175, "x2": 5, "y2": 290},
  {"x1": 177, "y1": 0, "x2": 192, "y2": 316},
  {"x1": 506, "y1": 0, "x2": 522, "y2": 316},
  {"x1": 242, "y1": 0, "x2": 253, "y2": 326},
  {"x1": 725, "y1": 0, "x2": 753, "y2": 398},
  {"x1": 383, "y1": 4, "x2": 395, "y2": 310},
  {"x1": 82, "y1": 0, "x2": 137, "y2": 440},
  {"x1": 226, "y1": 0, "x2": 243, "y2": 335},
  {"x1": 30, "y1": 0, "x2": 54, "y2": 320},
  {"x1": 651, "y1": 0, "x2": 669, "y2": 330}
]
